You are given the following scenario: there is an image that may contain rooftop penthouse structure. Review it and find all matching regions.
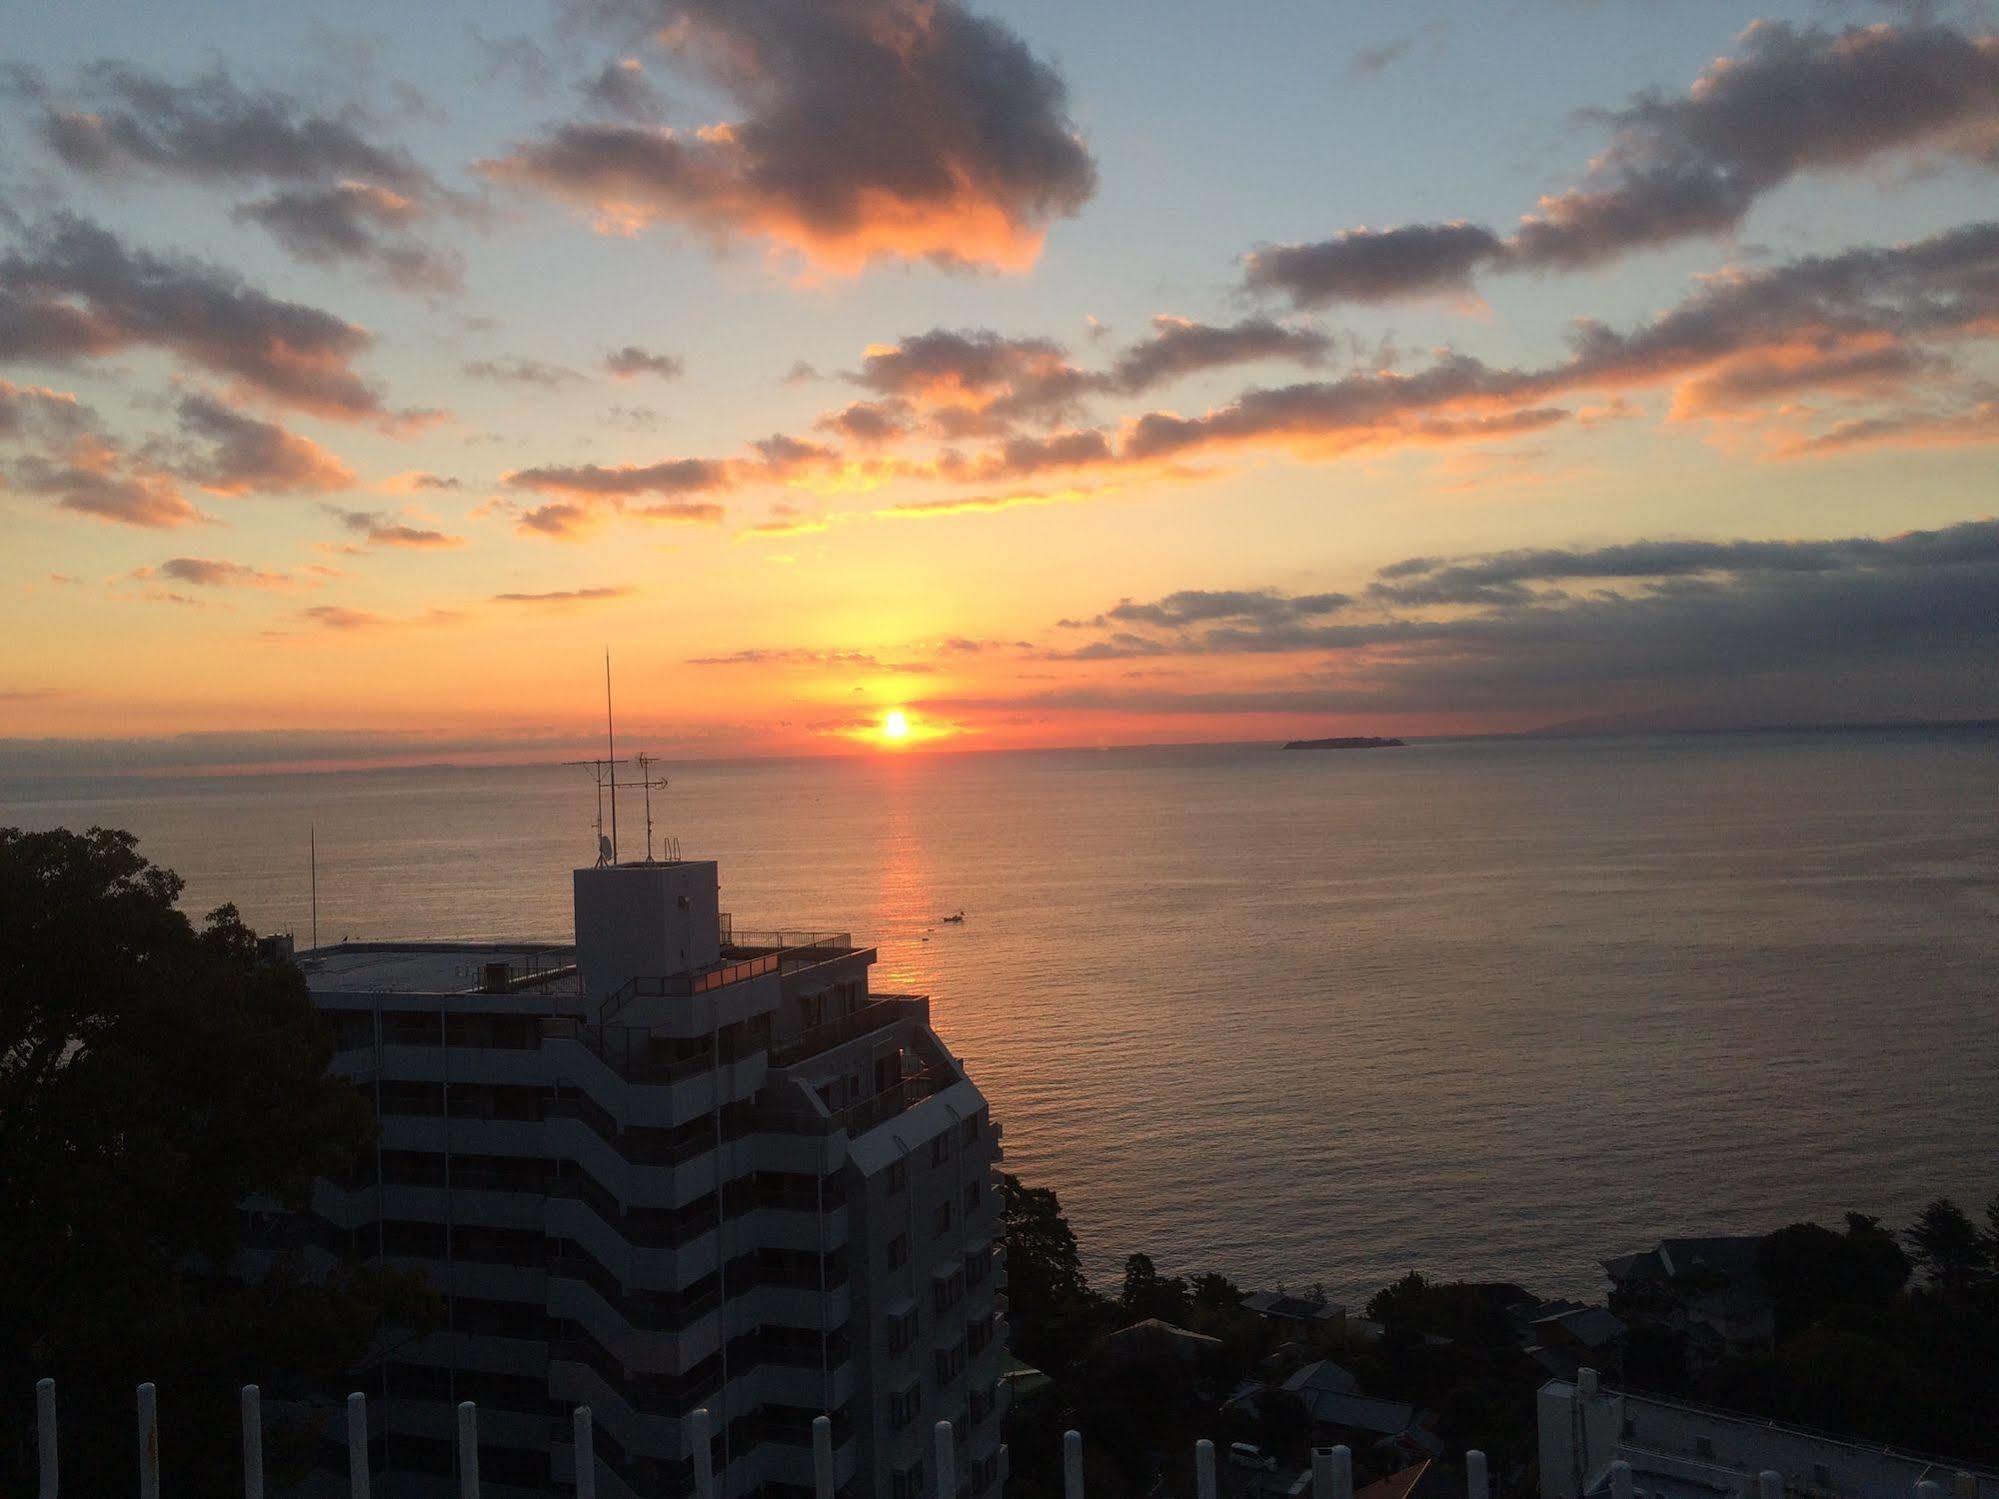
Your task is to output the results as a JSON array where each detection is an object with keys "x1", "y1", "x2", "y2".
[{"x1": 281, "y1": 857, "x2": 1006, "y2": 1499}]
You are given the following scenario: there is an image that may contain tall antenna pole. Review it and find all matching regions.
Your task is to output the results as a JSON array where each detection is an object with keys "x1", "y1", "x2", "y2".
[
  {"x1": 604, "y1": 650, "x2": 619, "y2": 865},
  {"x1": 310, "y1": 825, "x2": 318, "y2": 951}
]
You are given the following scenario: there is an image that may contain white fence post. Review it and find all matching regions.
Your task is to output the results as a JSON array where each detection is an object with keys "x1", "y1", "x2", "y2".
[
  {"x1": 1063, "y1": 1429, "x2": 1084, "y2": 1499},
  {"x1": 456, "y1": 1401, "x2": 479, "y2": 1499},
  {"x1": 812, "y1": 1414, "x2": 834, "y2": 1499},
  {"x1": 691, "y1": 1406, "x2": 713, "y2": 1499},
  {"x1": 1195, "y1": 1438, "x2": 1217, "y2": 1499},
  {"x1": 137, "y1": 1382, "x2": 160, "y2": 1499},
  {"x1": 934, "y1": 1420, "x2": 956, "y2": 1499},
  {"x1": 1915, "y1": 1485, "x2": 1945, "y2": 1499},
  {"x1": 1326, "y1": 1444, "x2": 1354, "y2": 1499},
  {"x1": 347, "y1": 1393, "x2": 369, "y2": 1499},
  {"x1": 1467, "y1": 1449, "x2": 1489, "y2": 1499},
  {"x1": 1610, "y1": 1460, "x2": 1634, "y2": 1499},
  {"x1": 573, "y1": 1407, "x2": 596, "y2": 1499},
  {"x1": 241, "y1": 1386, "x2": 263, "y2": 1499},
  {"x1": 1761, "y1": 1474, "x2": 1785, "y2": 1499},
  {"x1": 36, "y1": 1378, "x2": 58, "y2": 1499}
]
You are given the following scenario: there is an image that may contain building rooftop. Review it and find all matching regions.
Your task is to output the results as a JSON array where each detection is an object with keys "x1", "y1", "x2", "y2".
[{"x1": 301, "y1": 941, "x2": 577, "y2": 996}]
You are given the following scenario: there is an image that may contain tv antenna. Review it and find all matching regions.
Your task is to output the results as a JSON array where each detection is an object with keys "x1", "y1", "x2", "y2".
[{"x1": 632, "y1": 752, "x2": 676, "y2": 863}]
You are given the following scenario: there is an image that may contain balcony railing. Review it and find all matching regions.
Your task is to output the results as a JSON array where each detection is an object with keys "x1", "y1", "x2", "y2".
[
  {"x1": 32, "y1": 1377, "x2": 1522, "y2": 1499},
  {"x1": 769, "y1": 996, "x2": 921, "y2": 1068}
]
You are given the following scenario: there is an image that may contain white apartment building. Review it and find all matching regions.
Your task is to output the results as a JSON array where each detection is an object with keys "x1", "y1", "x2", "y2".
[
  {"x1": 1539, "y1": 1373, "x2": 1997, "y2": 1499},
  {"x1": 285, "y1": 858, "x2": 1007, "y2": 1499}
]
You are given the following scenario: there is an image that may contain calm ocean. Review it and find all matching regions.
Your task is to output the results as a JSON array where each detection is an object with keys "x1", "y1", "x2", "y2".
[{"x1": 7, "y1": 729, "x2": 1997, "y2": 1304}]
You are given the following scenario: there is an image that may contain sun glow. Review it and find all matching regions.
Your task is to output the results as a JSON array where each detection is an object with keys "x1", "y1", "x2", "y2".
[{"x1": 882, "y1": 708, "x2": 910, "y2": 741}]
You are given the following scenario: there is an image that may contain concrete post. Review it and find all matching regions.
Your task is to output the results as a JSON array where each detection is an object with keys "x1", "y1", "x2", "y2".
[
  {"x1": 137, "y1": 1382, "x2": 160, "y2": 1499},
  {"x1": 1467, "y1": 1449, "x2": 1489, "y2": 1499},
  {"x1": 691, "y1": 1407, "x2": 714, "y2": 1499},
  {"x1": 241, "y1": 1386, "x2": 263, "y2": 1499},
  {"x1": 1063, "y1": 1430, "x2": 1084, "y2": 1499},
  {"x1": 1760, "y1": 1473, "x2": 1784, "y2": 1499},
  {"x1": 347, "y1": 1393, "x2": 369, "y2": 1499},
  {"x1": 1195, "y1": 1439, "x2": 1217, "y2": 1499},
  {"x1": 36, "y1": 1378, "x2": 57, "y2": 1499},
  {"x1": 456, "y1": 1402, "x2": 479, "y2": 1499},
  {"x1": 1311, "y1": 1446, "x2": 1356, "y2": 1499},
  {"x1": 1916, "y1": 1485, "x2": 1945, "y2": 1499},
  {"x1": 934, "y1": 1420, "x2": 956, "y2": 1499},
  {"x1": 812, "y1": 1415, "x2": 834, "y2": 1499},
  {"x1": 1954, "y1": 1475, "x2": 1979, "y2": 1499},
  {"x1": 573, "y1": 1408, "x2": 596, "y2": 1499},
  {"x1": 1609, "y1": 1460, "x2": 1633, "y2": 1499}
]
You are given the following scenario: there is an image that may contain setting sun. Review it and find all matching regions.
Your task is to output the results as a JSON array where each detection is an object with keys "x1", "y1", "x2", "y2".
[{"x1": 881, "y1": 709, "x2": 910, "y2": 741}]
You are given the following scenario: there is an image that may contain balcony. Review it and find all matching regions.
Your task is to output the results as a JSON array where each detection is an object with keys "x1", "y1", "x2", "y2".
[{"x1": 769, "y1": 995, "x2": 926, "y2": 1067}]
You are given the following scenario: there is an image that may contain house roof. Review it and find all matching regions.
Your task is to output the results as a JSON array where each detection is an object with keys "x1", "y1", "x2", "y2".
[
  {"x1": 1282, "y1": 1360, "x2": 1360, "y2": 1397},
  {"x1": 1245, "y1": 1290, "x2": 1345, "y2": 1322},
  {"x1": 1533, "y1": 1306, "x2": 1627, "y2": 1349}
]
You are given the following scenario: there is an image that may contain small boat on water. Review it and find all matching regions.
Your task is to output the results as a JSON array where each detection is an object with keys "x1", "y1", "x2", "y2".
[{"x1": 940, "y1": 910, "x2": 966, "y2": 923}]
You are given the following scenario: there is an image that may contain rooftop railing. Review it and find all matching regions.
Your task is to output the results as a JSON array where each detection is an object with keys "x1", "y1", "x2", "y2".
[{"x1": 596, "y1": 933, "x2": 860, "y2": 1023}]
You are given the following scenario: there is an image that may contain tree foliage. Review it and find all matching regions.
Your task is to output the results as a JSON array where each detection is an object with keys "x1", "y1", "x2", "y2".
[{"x1": 0, "y1": 826, "x2": 434, "y2": 1493}]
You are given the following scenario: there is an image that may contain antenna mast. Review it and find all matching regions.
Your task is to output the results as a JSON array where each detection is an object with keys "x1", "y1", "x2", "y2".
[
  {"x1": 605, "y1": 651, "x2": 619, "y2": 865},
  {"x1": 633, "y1": 752, "x2": 671, "y2": 863},
  {"x1": 309, "y1": 824, "x2": 318, "y2": 951}
]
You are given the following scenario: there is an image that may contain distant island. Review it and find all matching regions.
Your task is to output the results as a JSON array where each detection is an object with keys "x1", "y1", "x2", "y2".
[{"x1": 1282, "y1": 735, "x2": 1405, "y2": 750}]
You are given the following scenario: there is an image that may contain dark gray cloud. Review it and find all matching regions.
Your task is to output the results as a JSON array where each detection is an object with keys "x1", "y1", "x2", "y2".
[
  {"x1": 815, "y1": 398, "x2": 914, "y2": 445},
  {"x1": 136, "y1": 556, "x2": 290, "y2": 589},
  {"x1": 604, "y1": 344, "x2": 683, "y2": 379},
  {"x1": 1008, "y1": 518, "x2": 1999, "y2": 724},
  {"x1": 463, "y1": 356, "x2": 586, "y2": 387},
  {"x1": 1246, "y1": 20, "x2": 1999, "y2": 305},
  {"x1": 1245, "y1": 223, "x2": 1506, "y2": 307},
  {"x1": 11, "y1": 62, "x2": 461, "y2": 289},
  {"x1": 11, "y1": 448, "x2": 203, "y2": 528},
  {"x1": 325, "y1": 505, "x2": 464, "y2": 548},
  {"x1": 579, "y1": 59, "x2": 665, "y2": 122},
  {"x1": 479, "y1": 0, "x2": 1096, "y2": 270},
  {"x1": 1105, "y1": 316, "x2": 1333, "y2": 392},
  {"x1": 844, "y1": 319, "x2": 1332, "y2": 438},
  {"x1": 0, "y1": 376, "x2": 88, "y2": 439},
  {"x1": 1134, "y1": 219, "x2": 1999, "y2": 464},
  {"x1": 173, "y1": 391, "x2": 355, "y2": 494},
  {"x1": 235, "y1": 183, "x2": 463, "y2": 293},
  {"x1": 16, "y1": 61, "x2": 431, "y2": 191},
  {"x1": 0, "y1": 213, "x2": 393, "y2": 421}
]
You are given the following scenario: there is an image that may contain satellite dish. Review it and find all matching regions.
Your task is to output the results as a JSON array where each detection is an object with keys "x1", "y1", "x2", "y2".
[{"x1": 598, "y1": 833, "x2": 614, "y2": 866}]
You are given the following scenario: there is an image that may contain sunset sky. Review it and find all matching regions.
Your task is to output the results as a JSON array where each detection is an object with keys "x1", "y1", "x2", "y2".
[{"x1": 4, "y1": 0, "x2": 1998, "y2": 773}]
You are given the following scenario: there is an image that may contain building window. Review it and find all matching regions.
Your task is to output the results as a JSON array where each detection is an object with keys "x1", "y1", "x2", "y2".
[
  {"x1": 965, "y1": 1246, "x2": 990, "y2": 1287},
  {"x1": 887, "y1": 1233, "x2": 909, "y2": 1270},
  {"x1": 934, "y1": 1201, "x2": 954, "y2": 1237},
  {"x1": 1695, "y1": 1438, "x2": 1715, "y2": 1459},
  {"x1": 963, "y1": 1179, "x2": 981, "y2": 1213},
  {"x1": 887, "y1": 1160, "x2": 907, "y2": 1194},
  {"x1": 935, "y1": 1340, "x2": 966, "y2": 1385},
  {"x1": 889, "y1": 1383, "x2": 922, "y2": 1431},
  {"x1": 933, "y1": 1269, "x2": 964, "y2": 1314},
  {"x1": 962, "y1": 1114, "x2": 980, "y2": 1144},
  {"x1": 931, "y1": 1134, "x2": 951, "y2": 1166},
  {"x1": 891, "y1": 1461, "x2": 925, "y2": 1499},
  {"x1": 888, "y1": 1307, "x2": 919, "y2": 1355}
]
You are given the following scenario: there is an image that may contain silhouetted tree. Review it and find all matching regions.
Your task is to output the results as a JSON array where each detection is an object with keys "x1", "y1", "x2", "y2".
[
  {"x1": 1756, "y1": 1214, "x2": 1910, "y2": 1337},
  {"x1": 1905, "y1": 1198, "x2": 1990, "y2": 1295},
  {"x1": 1000, "y1": 1171, "x2": 1108, "y2": 1373},
  {"x1": 1119, "y1": 1252, "x2": 1190, "y2": 1322},
  {"x1": 1189, "y1": 1271, "x2": 1245, "y2": 1313},
  {"x1": 0, "y1": 827, "x2": 435, "y2": 1495}
]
